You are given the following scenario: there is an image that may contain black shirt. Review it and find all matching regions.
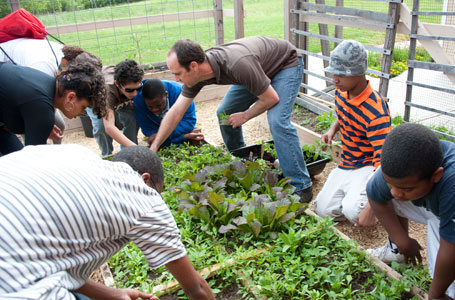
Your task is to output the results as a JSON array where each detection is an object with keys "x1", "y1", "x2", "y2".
[{"x1": 0, "y1": 62, "x2": 56, "y2": 145}]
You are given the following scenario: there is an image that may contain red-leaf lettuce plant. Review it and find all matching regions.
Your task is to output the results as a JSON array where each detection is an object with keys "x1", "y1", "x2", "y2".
[{"x1": 171, "y1": 160, "x2": 306, "y2": 238}]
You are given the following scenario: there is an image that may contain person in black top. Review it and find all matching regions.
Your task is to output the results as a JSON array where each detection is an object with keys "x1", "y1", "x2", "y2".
[{"x1": 0, "y1": 61, "x2": 106, "y2": 155}]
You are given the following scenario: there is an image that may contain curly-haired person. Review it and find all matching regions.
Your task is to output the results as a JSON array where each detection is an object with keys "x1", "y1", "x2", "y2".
[
  {"x1": 0, "y1": 61, "x2": 106, "y2": 155},
  {"x1": 0, "y1": 39, "x2": 101, "y2": 145},
  {"x1": 367, "y1": 123, "x2": 455, "y2": 299}
]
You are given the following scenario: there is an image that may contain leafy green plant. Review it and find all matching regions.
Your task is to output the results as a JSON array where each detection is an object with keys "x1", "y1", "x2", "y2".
[
  {"x1": 240, "y1": 217, "x2": 416, "y2": 299},
  {"x1": 368, "y1": 46, "x2": 432, "y2": 78},
  {"x1": 158, "y1": 143, "x2": 233, "y2": 190},
  {"x1": 172, "y1": 160, "x2": 305, "y2": 238},
  {"x1": 391, "y1": 262, "x2": 432, "y2": 293},
  {"x1": 391, "y1": 115, "x2": 404, "y2": 128},
  {"x1": 302, "y1": 142, "x2": 333, "y2": 163},
  {"x1": 219, "y1": 111, "x2": 230, "y2": 126},
  {"x1": 390, "y1": 115, "x2": 454, "y2": 141},
  {"x1": 315, "y1": 111, "x2": 336, "y2": 133}
]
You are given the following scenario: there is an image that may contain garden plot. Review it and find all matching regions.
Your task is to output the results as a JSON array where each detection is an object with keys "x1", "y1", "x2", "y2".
[{"x1": 105, "y1": 142, "x2": 430, "y2": 300}]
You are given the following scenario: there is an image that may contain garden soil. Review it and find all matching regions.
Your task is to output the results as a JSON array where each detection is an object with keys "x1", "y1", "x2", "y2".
[{"x1": 63, "y1": 98, "x2": 427, "y2": 283}]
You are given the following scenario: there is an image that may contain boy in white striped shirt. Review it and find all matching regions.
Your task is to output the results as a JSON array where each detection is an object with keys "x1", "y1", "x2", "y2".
[{"x1": 0, "y1": 144, "x2": 214, "y2": 300}]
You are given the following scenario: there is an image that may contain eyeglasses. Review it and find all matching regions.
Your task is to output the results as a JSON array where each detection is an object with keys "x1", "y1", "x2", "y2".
[{"x1": 121, "y1": 82, "x2": 143, "y2": 93}]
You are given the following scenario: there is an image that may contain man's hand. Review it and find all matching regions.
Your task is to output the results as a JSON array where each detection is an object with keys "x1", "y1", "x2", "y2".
[
  {"x1": 397, "y1": 237, "x2": 423, "y2": 266},
  {"x1": 48, "y1": 125, "x2": 63, "y2": 142},
  {"x1": 228, "y1": 112, "x2": 249, "y2": 128},
  {"x1": 184, "y1": 132, "x2": 204, "y2": 142}
]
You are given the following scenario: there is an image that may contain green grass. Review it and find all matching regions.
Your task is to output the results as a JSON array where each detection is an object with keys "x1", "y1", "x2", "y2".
[{"x1": 35, "y1": 0, "x2": 443, "y2": 66}]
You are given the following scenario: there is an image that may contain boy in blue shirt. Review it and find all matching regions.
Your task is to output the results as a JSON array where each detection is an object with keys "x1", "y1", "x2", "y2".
[
  {"x1": 367, "y1": 123, "x2": 455, "y2": 299},
  {"x1": 134, "y1": 79, "x2": 203, "y2": 148}
]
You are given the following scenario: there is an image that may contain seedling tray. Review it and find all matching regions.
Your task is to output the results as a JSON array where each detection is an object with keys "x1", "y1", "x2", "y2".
[{"x1": 230, "y1": 140, "x2": 330, "y2": 177}]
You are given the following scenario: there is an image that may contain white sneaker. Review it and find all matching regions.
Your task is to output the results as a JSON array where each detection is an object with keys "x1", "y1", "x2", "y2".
[{"x1": 366, "y1": 241, "x2": 404, "y2": 264}]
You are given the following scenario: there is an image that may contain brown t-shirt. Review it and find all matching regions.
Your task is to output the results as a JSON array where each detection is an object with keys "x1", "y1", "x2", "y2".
[
  {"x1": 106, "y1": 83, "x2": 132, "y2": 110},
  {"x1": 102, "y1": 66, "x2": 133, "y2": 110},
  {"x1": 181, "y1": 36, "x2": 299, "y2": 98}
]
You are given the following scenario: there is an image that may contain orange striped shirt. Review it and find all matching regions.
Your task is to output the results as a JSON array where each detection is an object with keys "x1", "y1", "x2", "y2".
[{"x1": 335, "y1": 82, "x2": 391, "y2": 170}]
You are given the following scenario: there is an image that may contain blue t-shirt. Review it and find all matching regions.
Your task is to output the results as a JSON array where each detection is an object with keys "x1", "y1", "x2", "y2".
[
  {"x1": 367, "y1": 140, "x2": 455, "y2": 243},
  {"x1": 133, "y1": 79, "x2": 196, "y2": 146}
]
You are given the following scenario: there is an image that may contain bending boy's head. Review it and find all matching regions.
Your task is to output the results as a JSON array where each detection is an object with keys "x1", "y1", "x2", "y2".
[
  {"x1": 113, "y1": 146, "x2": 164, "y2": 192},
  {"x1": 142, "y1": 79, "x2": 168, "y2": 115},
  {"x1": 325, "y1": 40, "x2": 368, "y2": 77},
  {"x1": 381, "y1": 123, "x2": 443, "y2": 180}
]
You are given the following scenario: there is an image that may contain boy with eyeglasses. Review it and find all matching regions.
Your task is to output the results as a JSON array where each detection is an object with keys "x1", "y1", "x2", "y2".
[
  {"x1": 86, "y1": 59, "x2": 143, "y2": 157},
  {"x1": 134, "y1": 78, "x2": 203, "y2": 148}
]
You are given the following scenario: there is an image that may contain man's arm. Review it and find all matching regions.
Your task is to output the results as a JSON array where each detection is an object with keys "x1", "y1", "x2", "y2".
[
  {"x1": 165, "y1": 256, "x2": 215, "y2": 300},
  {"x1": 429, "y1": 238, "x2": 455, "y2": 300},
  {"x1": 228, "y1": 85, "x2": 279, "y2": 128},
  {"x1": 74, "y1": 279, "x2": 157, "y2": 300},
  {"x1": 150, "y1": 95, "x2": 195, "y2": 152},
  {"x1": 368, "y1": 198, "x2": 422, "y2": 265},
  {"x1": 103, "y1": 108, "x2": 136, "y2": 147}
]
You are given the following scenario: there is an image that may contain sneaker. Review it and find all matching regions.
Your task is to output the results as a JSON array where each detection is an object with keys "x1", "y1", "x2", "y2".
[
  {"x1": 366, "y1": 240, "x2": 404, "y2": 264},
  {"x1": 294, "y1": 187, "x2": 313, "y2": 204}
]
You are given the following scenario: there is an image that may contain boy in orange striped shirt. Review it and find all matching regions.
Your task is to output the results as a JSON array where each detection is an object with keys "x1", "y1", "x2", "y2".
[{"x1": 314, "y1": 40, "x2": 395, "y2": 255}]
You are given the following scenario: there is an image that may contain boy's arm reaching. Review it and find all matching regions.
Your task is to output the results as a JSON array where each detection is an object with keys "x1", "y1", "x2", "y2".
[
  {"x1": 429, "y1": 238, "x2": 455, "y2": 300},
  {"x1": 368, "y1": 198, "x2": 423, "y2": 265}
]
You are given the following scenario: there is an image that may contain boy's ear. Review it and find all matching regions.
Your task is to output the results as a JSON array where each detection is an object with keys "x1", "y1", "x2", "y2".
[
  {"x1": 431, "y1": 167, "x2": 444, "y2": 184},
  {"x1": 141, "y1": 172, "x2": 151, "y2": 185}
]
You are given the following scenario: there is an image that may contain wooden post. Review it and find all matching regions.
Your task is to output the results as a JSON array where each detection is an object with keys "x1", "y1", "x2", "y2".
[
  {"x1": 300, "y1": 0, "x2": 309, "y2": 94},
  {"x1": 234, "y1": 0, "x2": 244, "y2": 39},
  {"x1": 213, "y1": 0, "x2": 224, "y2": 45},
  {"x1": 285, "y1": 0, "x2": 293, "y2": 42},
  {"x1": 290, "y1": 0, "x2": 300, "y2": 50},
  {"x1": 334, "y1": 0, "x2": 344, "y2": 47},
  {"x1": 404, "y1": 0, "x2": 419, "y2": 121},
  {"x1": 291, "y1": 0, "x2": 307, "y2": 93},
  {"x1": 8, "y1": 0, "x2": 20, "y2": 12},
  {"x1": 315, "y1": 0, "x2": 331, "y2": 86},
  {"x1": 379, "y1": 1, "x2": 400, "y2": 97}
]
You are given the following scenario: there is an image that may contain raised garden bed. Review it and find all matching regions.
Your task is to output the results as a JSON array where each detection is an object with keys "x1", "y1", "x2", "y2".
[{"x1": 105, "y1": 142, "x2": 429, "y2": 299}]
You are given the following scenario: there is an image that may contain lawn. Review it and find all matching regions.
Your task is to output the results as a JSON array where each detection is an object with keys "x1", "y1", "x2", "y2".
[{"x1": 33, "y1": 0, "x2": 443, "y2": 66}]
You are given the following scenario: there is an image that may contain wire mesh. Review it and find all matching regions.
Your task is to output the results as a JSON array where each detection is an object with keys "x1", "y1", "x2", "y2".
[{"x1": 0, "y1": 0, "x2": 452, "y2": 130}]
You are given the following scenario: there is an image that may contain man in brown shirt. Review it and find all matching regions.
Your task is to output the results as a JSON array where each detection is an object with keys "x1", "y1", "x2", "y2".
[{"x1": 150, "y1": 36, "x2": 313, "y2": 202}]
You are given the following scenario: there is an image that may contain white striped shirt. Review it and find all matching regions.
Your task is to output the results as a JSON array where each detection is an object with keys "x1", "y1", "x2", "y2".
[{"x1": 0, "y1": 145, "x2": 186, "y2": 299}]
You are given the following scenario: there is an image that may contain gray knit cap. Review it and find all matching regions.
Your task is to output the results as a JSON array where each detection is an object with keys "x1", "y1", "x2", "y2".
[{"x1": 324, "y1": 40, "x2": 368, "y2": 76}]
